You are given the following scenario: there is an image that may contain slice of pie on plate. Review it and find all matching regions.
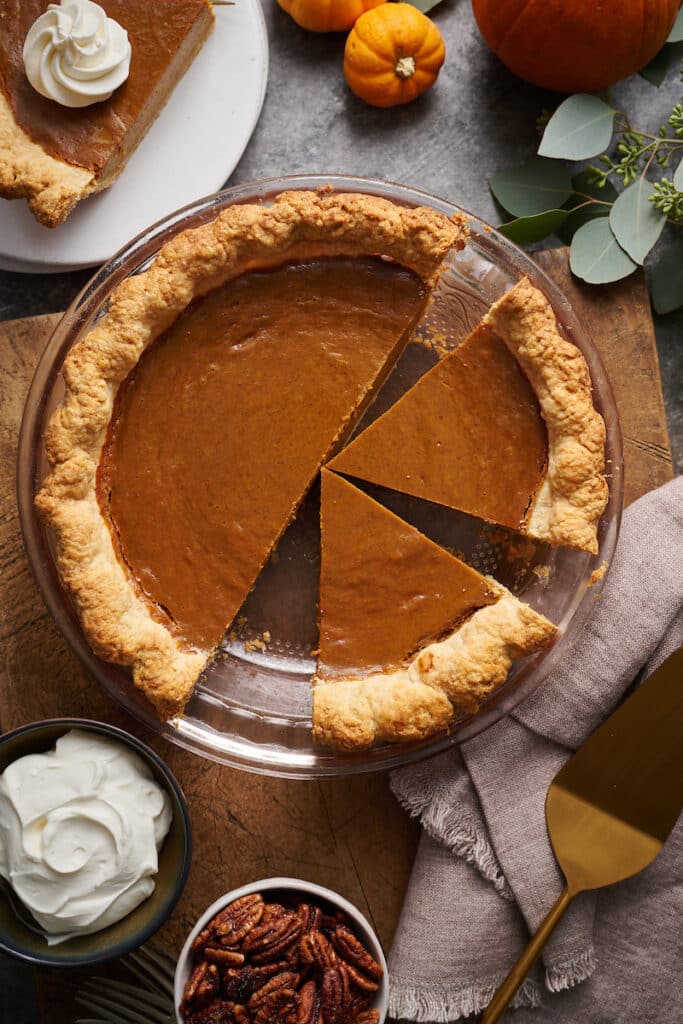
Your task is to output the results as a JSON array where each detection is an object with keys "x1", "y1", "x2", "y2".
[
  {"x1": 0, "y1": 0, "x2": 214, "y2": 226},
  {"x1": 329, "y1": 277, "x2": 608, "y2": 554},
  {"x1": 313, "y1": 470, "x2": 557, "y2": 750},
  {"x1": 36, "y1": 190, "x2": 467, "y2": 718}
]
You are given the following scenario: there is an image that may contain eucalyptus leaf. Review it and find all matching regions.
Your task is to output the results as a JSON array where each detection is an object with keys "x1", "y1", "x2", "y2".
[
  {"x1": 609, "y1": 180, "x2": 666, "y2": 264},
  {"x1": 498, "y1": 209, "x2": 569, "y2": 244},
  {"x1": 651, "y1": 238, "x2": 683, "y2": 314},
  {"x1": 538, "y1": 95, "x2": 616, "y2": 160},
  {"x1": 674, "y1": 157, "x2": 683, "y2": 192},
  {"x1": 489, "y1": 158, "x2": 574, "y2": 218},
  {"x1": 667, "y1": 8, "x2": 683, "y2": 42},
  {"x1": 569, "y1": 219, "x2": 637, "y2": 284}
]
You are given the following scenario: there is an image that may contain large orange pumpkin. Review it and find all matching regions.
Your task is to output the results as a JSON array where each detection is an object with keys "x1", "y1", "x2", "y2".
[
  {"x1": 472, "y1": 0, "x2": 680, "y2": 93},
  {"x1": 277, "y1": 0, "x2": 386, "y2": 33}
]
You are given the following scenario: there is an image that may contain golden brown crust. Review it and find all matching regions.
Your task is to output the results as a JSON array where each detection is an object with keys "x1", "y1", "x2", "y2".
[
  {"x1": 36, "y1": 190, "x2": 467, "y2": 718},
  {"x1": 312, "y1": 584, "x2": 556, "y2": 750},
  {"x1": 484, "y1": 278, "x2": 608, "y2": 554},
  {"x1": 0, "y1": 87, "x2": 95, "y2": 227}
]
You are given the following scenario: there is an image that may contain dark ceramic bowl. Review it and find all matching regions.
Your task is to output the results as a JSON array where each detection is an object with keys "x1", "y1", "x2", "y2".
[{"x1": 0, "y1": 718, "x2": 192, "y2": 966}]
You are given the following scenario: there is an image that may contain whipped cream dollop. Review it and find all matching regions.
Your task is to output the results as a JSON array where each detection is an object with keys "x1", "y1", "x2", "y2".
[
  {"x1": 23, "y1": 0, "x2": 131, "y2": 109},
  {"x1": 0, "y1": 729, "x2": 171, "y2": 945}
]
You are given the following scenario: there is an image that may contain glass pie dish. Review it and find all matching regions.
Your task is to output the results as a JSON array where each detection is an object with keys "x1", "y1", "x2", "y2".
[{"x1": 17, "y1": 175, "x2": 624, "y2": 778}]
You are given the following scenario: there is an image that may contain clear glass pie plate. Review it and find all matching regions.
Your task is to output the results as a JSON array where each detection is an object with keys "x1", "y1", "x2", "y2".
[{"x1": 17, "y1": 175, "x2": 624, "y2": 778}]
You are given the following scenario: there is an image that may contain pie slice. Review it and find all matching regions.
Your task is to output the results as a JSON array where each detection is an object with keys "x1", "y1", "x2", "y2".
[
  {"x1": 37, "y1": 190, "x2": 467, "y2": 717},
  {"x1": 329, "y1": 277, "x2": 608, "y2": 554},
  {"x1": 0, "y1": 0, "x2": 214, "y2": 227},
  {"x1": 313, "y1": 470, "x2": 556, "y2": 750}
]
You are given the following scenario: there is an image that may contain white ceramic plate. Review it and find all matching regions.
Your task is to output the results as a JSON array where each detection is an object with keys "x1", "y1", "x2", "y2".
[{"x1": 0, "y1": 0, "x2": 268, "y2": 273}]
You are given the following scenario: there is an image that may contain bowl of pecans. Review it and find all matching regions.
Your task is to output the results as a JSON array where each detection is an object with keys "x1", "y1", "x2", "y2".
[{"x1": 174, "y1": 877, "x2": 389, "y2": 1024}]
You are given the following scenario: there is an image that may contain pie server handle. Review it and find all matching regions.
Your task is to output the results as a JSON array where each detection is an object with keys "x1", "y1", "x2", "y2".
[{"x1": 480, "y1": 886, "x2": 574, "y2": 1023}]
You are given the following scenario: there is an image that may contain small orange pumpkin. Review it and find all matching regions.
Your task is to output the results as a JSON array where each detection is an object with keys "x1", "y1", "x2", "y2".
[
  {"x1": 472, "y1": 0, "x2": 680, "y2": 93},
  {"x1": 344, "y1": 3, "x2": 446, "y2": 108},
  {"x1": 277, "y1": 0, "x2": 386, "y2": 33}
]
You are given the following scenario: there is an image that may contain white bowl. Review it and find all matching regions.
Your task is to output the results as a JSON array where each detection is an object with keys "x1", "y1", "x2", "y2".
[{"x1": 174, "y1": 877, "x2": 389, "y2": 1024}]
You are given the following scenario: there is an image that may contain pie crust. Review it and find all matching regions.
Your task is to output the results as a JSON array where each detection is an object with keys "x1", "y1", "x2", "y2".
[
  {"x1": 313, "y1": 582, "x2": 557, "y2": 750},
  {"x1": 36, "y1": 190, "x2": 467, "y2": 718}
]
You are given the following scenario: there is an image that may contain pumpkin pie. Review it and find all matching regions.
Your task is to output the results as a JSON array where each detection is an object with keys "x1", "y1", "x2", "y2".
[
  {"x1": 313, "y1": 470, "x2": 557, "y2": 750},
  {"x1": 36, "y1": 190, "x2": 467, "y2": 717},
  {"x1": 0, "y1": 0, "x2": 214, "y2": 227},
  {"x1": 329, "y1": 278, "x2": 608, "y2": 553}
]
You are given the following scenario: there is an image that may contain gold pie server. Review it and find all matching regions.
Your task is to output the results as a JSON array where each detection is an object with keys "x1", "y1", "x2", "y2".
[{"x1": 481, "y1": 645, "x2": 683, "y2": 1023}]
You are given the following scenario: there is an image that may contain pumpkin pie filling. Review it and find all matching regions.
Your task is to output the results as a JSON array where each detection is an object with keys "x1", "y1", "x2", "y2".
[
  {"x1": 0, "y1": 0, "x2": 213, "y2": 172},
  {"x1": 316, "y1": 470, "x2": 498, "y2": 682},
  {"x1": 98, "y1": 257, "x2": 427, "y2": 652},
  {"x1": 329, "y1": 322, "x2": 549, "y2": 531}
]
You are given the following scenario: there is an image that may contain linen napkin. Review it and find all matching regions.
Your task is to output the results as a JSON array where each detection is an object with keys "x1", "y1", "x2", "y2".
[{"x1": 389, "y1": 475, "x2": 683, "y2": 1023}]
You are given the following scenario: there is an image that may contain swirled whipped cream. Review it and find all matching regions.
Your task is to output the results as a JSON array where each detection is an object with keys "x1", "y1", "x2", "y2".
[
  {"x1": 0, "y1": 729, "x2": 172, "y2": 945},
  {"x1": 23, "y1": 0, "x2": 131, "y2": 109}
]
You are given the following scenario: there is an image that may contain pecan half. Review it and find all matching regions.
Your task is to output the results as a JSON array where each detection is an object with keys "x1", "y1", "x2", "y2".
[
  {"x1": 248, "y1": 972, "x2": 301, "y2": 1010},
  {"x1": 297, "y1": 903, "x2": 323, "y2": 932},
  {"x1": 252, "y1": 987, "x2": 298, "y2": 1024},
  {"x1": 296, "y1": 980, "x2": 322, "y2": 1024},
  {"x1": 320, "y1": 968, "x2": 349, "y2": 1024},
  {"x1": 182, "y1": 961, "x2": 220, "y2": 1016},
  {"x1": 299, "y1": 931, "x2": 338, "y2": 971},
  {"x1": 215, "y1": 894, "x2": 265, "y2": 946},
  {"x1": 205, "y1": 948, "x2": 246, "y2": 966},
  {"x1": 332, "y1": 927, "x2": 382, "y2": 984},
  {"x1": 244, "y1": 914, "x2": 303, "y2": 964},
  {"x1": 351, "y1": 1012, "x2": 380, "y2": 1024}
]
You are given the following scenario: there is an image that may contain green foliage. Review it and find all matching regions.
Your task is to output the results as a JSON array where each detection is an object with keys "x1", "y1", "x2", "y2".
[
  {"x1": 569, "y1": 219, "x2": 637, "y2": 285},
  {"x1": 488, "y1": 69, "x2": 683, "y2": 308},
  {"x1": 537, "y1": 95, "x2": 616, "y2": 160},
  {"x1": 489, "y1": 158, "x2": 574, "y2": 217},
  {"x1": 498, "y1": 210, "x2": 569, "y2": 244},
  {"x1": 651, "y1": 237, "x2": 683, "y2": 313},
  {"x1": 609, "y1": 180, "x2": 666, "y2": 264}
]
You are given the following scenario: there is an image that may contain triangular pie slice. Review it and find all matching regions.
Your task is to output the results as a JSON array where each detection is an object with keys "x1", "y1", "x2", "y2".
[
  {"x1": 328, "y1": 277, "x2": 608, "y2": 554},
  {"x1": 313, "y1": 470, "x2": 557, "y2": 750},
  {"x1": 37, "y1": 190, "x2": 467, "y2": 717},
  {"x1": 0, "y1": 0, "x2": 215, "y2": 227}
]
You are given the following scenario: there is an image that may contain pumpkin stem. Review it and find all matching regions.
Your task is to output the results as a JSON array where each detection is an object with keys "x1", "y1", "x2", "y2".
[{"x1": 394, "y1": 55, "x2": 416, "y2": 80}]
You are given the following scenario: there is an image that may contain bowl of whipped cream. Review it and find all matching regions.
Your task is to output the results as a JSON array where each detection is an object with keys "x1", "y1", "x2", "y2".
[{"x1": 0, "y1": 718, "x2": 191, "y2": 965}]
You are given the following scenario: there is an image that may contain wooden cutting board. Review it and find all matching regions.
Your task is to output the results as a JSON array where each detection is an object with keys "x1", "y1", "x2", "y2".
[{"x1": 0, "y1": 250, "x2": 673, "y2": 1023}]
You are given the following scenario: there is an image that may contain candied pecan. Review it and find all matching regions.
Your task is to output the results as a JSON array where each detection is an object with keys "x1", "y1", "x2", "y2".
[
  {"x1": 297, "y1": 903, "x2": 322, "y2": 932},
  {"x1": 351, "y1": 1012, "x2": 379, "y2": 1024},
  {"x1": 192, "y1": 926, "x2": 215, "y2": 955},
  {"x1": 261, "y1": 902, "x2": 288, "y2": 923},
  {"x1": 182, "y1": 961, "x2": 220, "y2": 1015},
  {"x1": 244, "y1": 914, "x2": 303, "y2": 964},
  {"x1": 232, "y1": 1005, "x2": 251, "y2": 1024},
  {"x1": 252, "y1": 987, "x2": 298, "y2": 1024},
  {"x1": 338, "y1": 962, "x2": 379, "y2": 994},
  {"x1": 215, "y1": 894, "x2": 265, "y2": 945},
  {"x1": 299, "y1": 931, "x2": 338, "y2": 971},
  {"x1": 205, "y1": 948, "x2": 246, "y2": 966},
  {"x1": 320, "y1": 968, "x2": 348, "y2": 1024},
  {"x1": 332, "y1": 927, "x2": 382, "y2": 983},
  {"x1": 296, "y1": 980, "x2": 322, "y2": 1024},
  {"x1": 185, "y1": 999, "x2": 237, "y2": 1024},
  {"x1": 248, "y1": 973, "x2": 301, "y2": 1010}
]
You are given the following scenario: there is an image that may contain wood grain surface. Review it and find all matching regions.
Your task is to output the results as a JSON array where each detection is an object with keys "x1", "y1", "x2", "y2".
[{"x1": 0, "y1": 250, "x2": 673, "y2": 1023}]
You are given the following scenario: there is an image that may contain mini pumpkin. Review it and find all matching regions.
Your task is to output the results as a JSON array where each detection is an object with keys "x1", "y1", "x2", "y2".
[
  {"x1": 472, "y1": 0, "x2": 680, "y2": 93},
  {"x1": 277, "y1": 0, "x2": 386, "y2": 34},
  {"x1": 344, "y1": 3, "x2": 446, "y2": 108}
]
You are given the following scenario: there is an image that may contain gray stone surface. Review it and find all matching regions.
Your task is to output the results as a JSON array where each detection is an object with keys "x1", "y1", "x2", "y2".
[{"x1": 0, "y1": 4, "x2": 681, "y2": 1022}]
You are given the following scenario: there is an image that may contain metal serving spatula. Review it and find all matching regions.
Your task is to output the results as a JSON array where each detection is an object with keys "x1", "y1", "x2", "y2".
[{"x1": 481, "y1": 645, "x2": 683, "y2": 1023}]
